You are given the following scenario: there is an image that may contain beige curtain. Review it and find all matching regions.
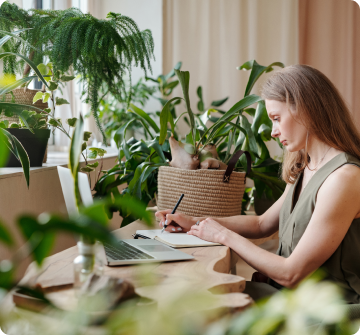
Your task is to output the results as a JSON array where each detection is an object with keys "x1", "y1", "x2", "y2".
[
  {"x1": 299, "y1": 0, "x2": 360, "y2": 127},
  {"x1": 163, "y1": 0, "x2": 299, "y2": 157}
]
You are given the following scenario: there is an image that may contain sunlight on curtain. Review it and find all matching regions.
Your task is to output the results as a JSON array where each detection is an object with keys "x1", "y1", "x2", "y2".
[
  {"x1": 299, "y1": 0, "x2": 360, "y2": 128},
  {"x1": 163, "y1": 0, "x2": 299, "y2": 158}
]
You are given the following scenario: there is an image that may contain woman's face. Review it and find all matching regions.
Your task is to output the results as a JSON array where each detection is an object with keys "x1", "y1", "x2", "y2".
[{"x1": 265, "y1": 99, "x2": 308, "y2": 152}]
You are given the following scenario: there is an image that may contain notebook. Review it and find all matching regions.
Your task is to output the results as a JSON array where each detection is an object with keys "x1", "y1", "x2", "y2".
[{"x1": 135, "y1": 229, "x2": 221, "y2": 248}]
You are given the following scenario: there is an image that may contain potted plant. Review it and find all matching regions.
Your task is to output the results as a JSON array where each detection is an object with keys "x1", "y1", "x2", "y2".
[
  {"x1": 0, "y1": 53, "x2": 76, "y2": 166},
  {"x1": 93, "y1": 60, "x2": 286, "y2": 222},
  {"x1": 98, "y1": 78, "x2": 157, "y2": 144},
  {"x1": 0, "y1": 2, "x2": 155, "y2": 144}
]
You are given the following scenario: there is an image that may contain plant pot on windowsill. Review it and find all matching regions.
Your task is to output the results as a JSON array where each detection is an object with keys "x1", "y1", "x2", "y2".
[
  {"x1": 5, "y1": 128, "x2": 51, "y2": 167},
  {"x1": 0, "y1": 89, "x2": 50, "y2": 163}
]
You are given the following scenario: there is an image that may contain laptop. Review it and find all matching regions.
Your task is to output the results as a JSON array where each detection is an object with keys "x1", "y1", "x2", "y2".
[{"x1": 57, "y1": 166, "x2": 194, "y2": 266}]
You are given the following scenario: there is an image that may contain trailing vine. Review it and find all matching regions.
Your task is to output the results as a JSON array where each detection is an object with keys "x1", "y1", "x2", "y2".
[{"x1": 0, "y1": 2, "x2": 155, "y2": 143}]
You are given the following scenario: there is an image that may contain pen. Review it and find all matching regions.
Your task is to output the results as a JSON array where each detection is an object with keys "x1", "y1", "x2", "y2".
[
  {"x1": 161, "y1": 193, "x2": 184, "y2": 233},
  {"x1": 132, "y1": 233, "x2": 151, "y2": 239}
]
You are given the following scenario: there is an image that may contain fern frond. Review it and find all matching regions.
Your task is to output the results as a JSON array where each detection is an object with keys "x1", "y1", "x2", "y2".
[{"x1": 0, "y1": 3, "x2": 155, "y2": 144}]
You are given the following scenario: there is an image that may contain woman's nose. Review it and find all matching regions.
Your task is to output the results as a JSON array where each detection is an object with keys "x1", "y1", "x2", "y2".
[{"x1": 271, "y1": 126, "x2": 280, "y2": 138}]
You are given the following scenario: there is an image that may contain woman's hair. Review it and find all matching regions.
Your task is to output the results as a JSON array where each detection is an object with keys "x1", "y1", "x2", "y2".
[{"x1": 261, "y1": 64, "x2": 360, "y2": 184}]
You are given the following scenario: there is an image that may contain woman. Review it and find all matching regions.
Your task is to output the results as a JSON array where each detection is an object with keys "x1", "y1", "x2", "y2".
[{"x1": 155, "y1": 65, "x2": 360, "y2": 303}]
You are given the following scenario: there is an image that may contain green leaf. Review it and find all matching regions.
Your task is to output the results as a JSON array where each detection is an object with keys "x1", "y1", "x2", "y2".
[
  {"x1": 1, "y1": 128, "x2": 30, "y2": 187},
  {"x1": 0, "y1": 129, "x2": 8, "y2": 167},
  {"x1": 252, "y1": 158, "x2": 281, "y2": 169},
  {"x1": 9, "y1": 123, "x2": 20, "y2": 128},
  {"x1": 211, "y1": 97, "x2": 229, "y2": 107},
  {"x1": 33, "y1": 91, "x2": 43, "y2": 104},
  {"x1": 48, "y1": 118, "x2": 61, "y2": 127},
  {"x1": 60, "y1": 75, "x2": 75, "y2": 82},
  {"x1": 81, "y1": 142, "x2": 87, "y2": 152},
  {"x1": 198, "y1": 95, "x2": 262, "y2": 149},
  {"x1": 159, "y1": 97, "x2": 182, "y2": 145},
  {"x1": 0, "y1": 219, "x2": 14, "y2": 246},
  {"x1": 175, "y1": 69, "x2": 196, "y2": 145},
  {"x1": 0, "y1": 260, "x2": 14, "y2": 290},
  {"x1": 197, "y1": 86, "x2": 204, "y2": 112},
  {"x1": 87, "y1": 162, "x2": 99, "y2": 168},
  {"x1": 113, "y1": 119, "x2": 137, "y2": 147},
  {"x1": 80, "y1": 166, "x2": 95, "y2": 172},
  {"x1": 37, "y1": 63, "x2": 48, "y2": 76},
  {"x1": 258, "y1": 124, "x2": 272, "y2": 141},
  {"x1": 164, "y1": 61, "x2": 182, "y2": 80},
  {"x1": 89, "y1": 147, "x2": 106, "y2": 157},
  {"x1": 128, "y1": 104, "x2": 159, "y2": 134},
  {"x1": 0, "y1": 29, "x2": 41, "y2": 56},
  {"x1": 251, "y1": 100, "x2": 272, "y2": 134},
  {"x1": 184, "y1": 144, "x2": 195, "y2": 155},
  {"x1": 0, "y1": 28, "x2": 32, "y2": 48},
  {"x1": 83, "y1": 131, "x2": 92, "y2": 141},
  {"x1": 244, "y1": 108, "x2": 256, "y2": 117},
  {"x1": 0, "y1": 76, "x2": 37, "y2": 96},
  {"x1": 163, "y1": 80, "x2": 179, "y2": 95},
  {"x1": 0, "y1": 120, "x2": 9, "y2": 129},
  {"x1": 42, "y1": 92, "x2": 50, "y2": 103},
  {"x1": 48, "y1": 81, "x2": 58, "y2": 91},
  {"x1": 0, "y1": 52, "x2": 49, "y2": 88},
  {"x1": 113, "y1": 194, "x2": 153, "y2": 226},
  {"x1": 147, "y1": 138, "x2": 166, "y2": 162},
  {"x1": 69, "y1": 114, "x2": 84, "y2": 209},
  {"x1": 0, "y1": 102, "x2": 45, "y2": 123},
  {"x1": 87, "y1": 150, "x2": 97, "y2": 159},
  {"x1": 237, "y1": 60, "x2": 285, "y2": 96},
  {"x1": 238, "y1": 115, "x2": 259, "y2": 155},
  {"x1": 81, "y1": 201, "x2": 109, "y2": 226},
  {"x1": 55, "y1": 97, "x2": 70, "y2": 106},
  {"x1": 200, "y1": 108, "x2": 217, "y2": 126},
  {"x1": 66, "y1": 117, "x2": 77, "y2": 127}
]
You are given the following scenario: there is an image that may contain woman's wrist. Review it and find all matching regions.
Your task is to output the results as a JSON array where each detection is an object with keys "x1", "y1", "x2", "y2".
[{"x1": 218, "y1": 228, "x2": 234, "y2": 245}]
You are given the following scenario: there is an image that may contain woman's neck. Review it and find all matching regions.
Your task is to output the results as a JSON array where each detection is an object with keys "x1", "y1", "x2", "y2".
[{"x1": 306, "y1": 138, "x2": 342, "y2": 171}]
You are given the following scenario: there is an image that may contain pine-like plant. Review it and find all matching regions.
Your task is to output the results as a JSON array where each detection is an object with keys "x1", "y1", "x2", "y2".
[{"x1": 0, "y1": 2, "x2": 154, "y2": 143}]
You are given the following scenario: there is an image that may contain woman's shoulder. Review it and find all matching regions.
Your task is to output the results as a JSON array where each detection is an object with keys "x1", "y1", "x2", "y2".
[{"x1": 320, "y1": 156, "x2": 360, "y2": 198}]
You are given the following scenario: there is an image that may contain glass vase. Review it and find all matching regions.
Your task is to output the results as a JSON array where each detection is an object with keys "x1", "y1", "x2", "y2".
[{"x1": 73, "y1": 241, "x2": 104, "y2": 296}]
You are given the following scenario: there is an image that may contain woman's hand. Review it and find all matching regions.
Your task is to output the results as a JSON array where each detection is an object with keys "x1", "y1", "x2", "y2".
[
  {"x1": 155, "y1": 209, "x2": 197, "y2": 233},
  {"x1": 187, "y1": 218, "x2": 229, "y2": 244}
]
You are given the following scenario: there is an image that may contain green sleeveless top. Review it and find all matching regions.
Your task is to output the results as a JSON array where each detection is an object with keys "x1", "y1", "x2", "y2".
[{"x1": 275, "y1": 152, "x2": 360, "y2": 303}]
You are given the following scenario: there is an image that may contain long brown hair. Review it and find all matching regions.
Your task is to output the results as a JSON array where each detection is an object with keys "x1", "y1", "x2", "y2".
[{"x1": 261, "y1": 64, "x2": 360, "y2": 183}]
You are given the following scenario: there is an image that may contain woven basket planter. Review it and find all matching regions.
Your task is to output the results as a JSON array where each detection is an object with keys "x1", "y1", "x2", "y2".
[
  {"x1": 1, "y1": 88, "x2": 49, "y2": 123},
  {"x1": 157, "y1": 151, "x2": 251, "y2": 218},
  {"x1": 1, "y1": 88, "x2": 49, "y2": 163}
]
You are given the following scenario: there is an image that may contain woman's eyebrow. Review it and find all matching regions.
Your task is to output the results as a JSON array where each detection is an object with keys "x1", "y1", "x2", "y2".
[{"x1": 268, "y1": 111, "x2": 279, "y2": 118}]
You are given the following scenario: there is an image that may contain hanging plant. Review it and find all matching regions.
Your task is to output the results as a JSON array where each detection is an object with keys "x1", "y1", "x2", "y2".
[{"x1": 0, "y1": 2, "x2": 155, "y2": 143}]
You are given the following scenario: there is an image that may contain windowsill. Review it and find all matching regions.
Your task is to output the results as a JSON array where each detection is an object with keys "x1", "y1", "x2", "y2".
[{"x1": 0, "y1": 147, "x2": 119, "y2": 179}]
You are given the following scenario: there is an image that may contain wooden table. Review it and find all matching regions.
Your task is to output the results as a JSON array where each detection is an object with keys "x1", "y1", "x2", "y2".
[{"x1": 12, "y1": 220, "x2": 278, "y2": 313}]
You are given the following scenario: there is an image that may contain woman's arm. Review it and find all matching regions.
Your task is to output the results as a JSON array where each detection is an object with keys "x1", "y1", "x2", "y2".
[
  {"x1": 155, "y1": 184, "x2": 291, "y2": 238},
  {"x1": 215, "y1": 184, "x2": 290, "y2": 238},
  {"x1": 189, "y1": 165, "x2": 360, "y2": 288}
]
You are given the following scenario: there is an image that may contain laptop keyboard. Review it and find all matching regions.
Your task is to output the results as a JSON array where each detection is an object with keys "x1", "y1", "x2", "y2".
[{"x1": 104, "y1": 241, "x2": 154, "y2": 261}]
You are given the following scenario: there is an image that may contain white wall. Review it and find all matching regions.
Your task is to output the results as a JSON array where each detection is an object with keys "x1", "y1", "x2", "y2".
[{"x1": 8, "y1": 0, "x2": 22, "y2": 7}]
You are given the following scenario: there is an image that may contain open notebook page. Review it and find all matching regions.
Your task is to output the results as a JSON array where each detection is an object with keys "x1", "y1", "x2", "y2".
[{"x1": 136, "y1": 229, "x2": 221, "y2": 248}]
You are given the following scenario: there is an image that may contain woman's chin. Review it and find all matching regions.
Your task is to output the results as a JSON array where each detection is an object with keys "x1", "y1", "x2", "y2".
[
  {"x1": 286, "y1": 143, "x2": 304, "y2": 153},
  {"x1": 284, "y1": 143, "x2": 294, "y2": 152}
]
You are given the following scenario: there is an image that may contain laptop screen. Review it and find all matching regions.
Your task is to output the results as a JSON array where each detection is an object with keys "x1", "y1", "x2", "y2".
[{"x1": 57, "y1": 166, "x2": 94, "y2": 214}]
